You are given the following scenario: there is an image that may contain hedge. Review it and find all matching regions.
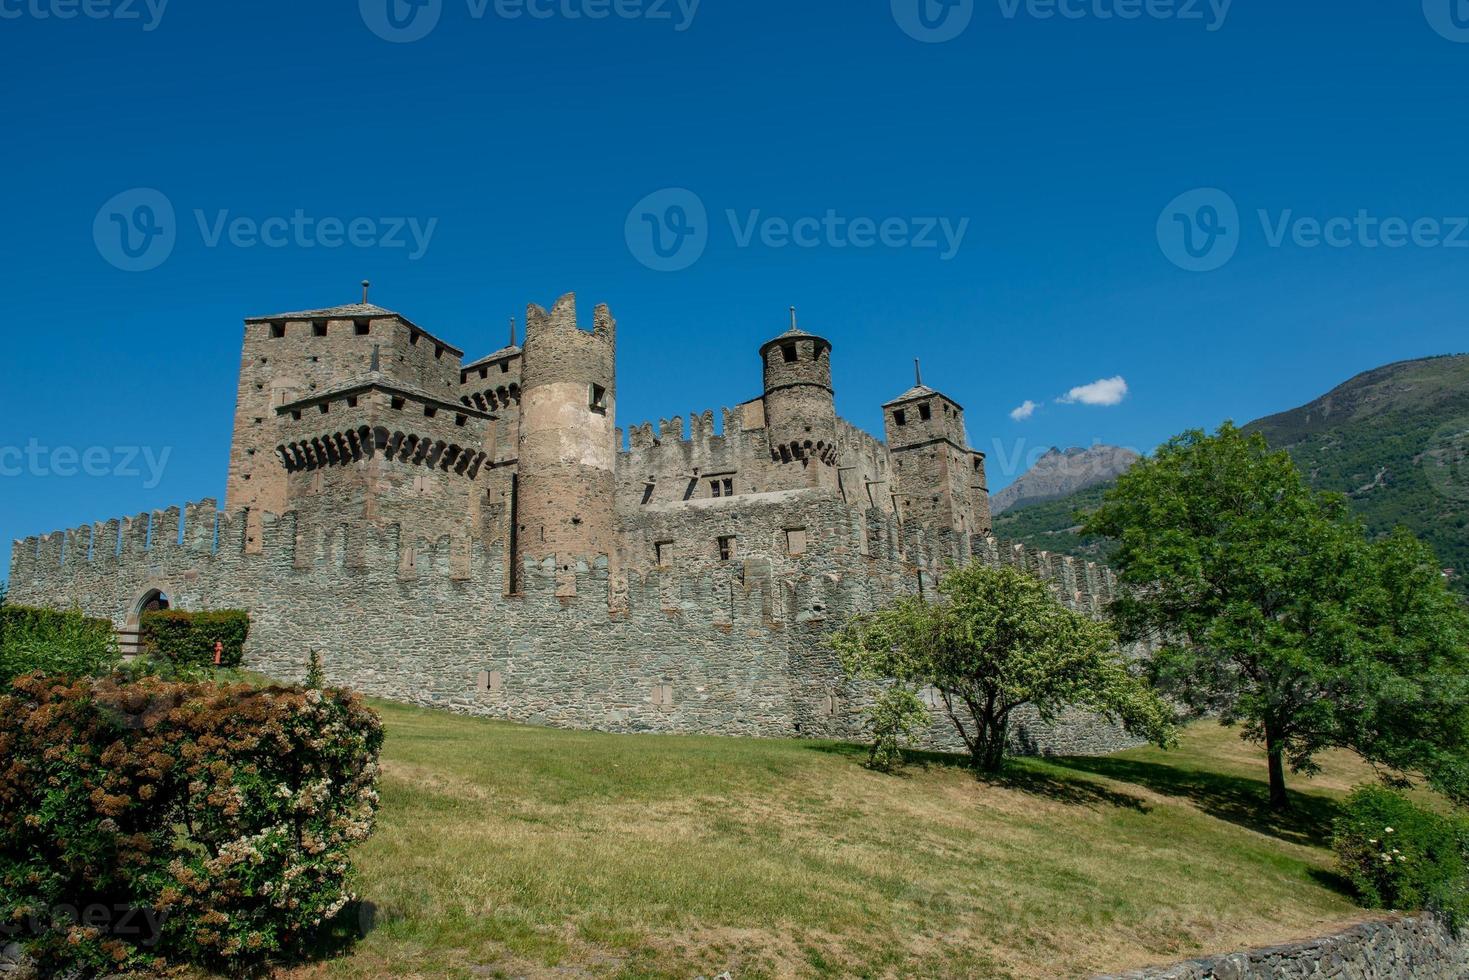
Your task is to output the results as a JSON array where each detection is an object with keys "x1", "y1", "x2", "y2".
[
  {"x1": 0, "y1": 602, "x2": 117, "y2": 685},
  {"x1": 0, "y1": 673, "x2": 384, "y2": 975},
  {"x1": 140, "y1": 609, "x2": 250, "y2": 668}
]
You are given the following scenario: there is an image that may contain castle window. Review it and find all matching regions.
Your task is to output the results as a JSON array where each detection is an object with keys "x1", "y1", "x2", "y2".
[
  {"x1": 653, "y1": 683, "x2": 674, "y2": 710},
  {"x1": 269, "y1": 322, "x2": 285, "y2": 339},
  {"x1": 291, "y1": 410, "x2": 302, "y2": 421},
  {"x1": 655, "y1": 540, "x2": 673, "y2": 567},
  {"x1": 318, "y1": 403, "x2": 329, "y2": 414},
  {"x1": 348, "y1": 396, "x2": 359, "y2": 408},
  {"x1": 785, "y1": 528, "x2": 808, "y2": 556},
  {"x1": 480, "y1": 366, "x2": 489, "y2": 380},
  {"x1": 918, "y1": 402, "x2": 932, "y2": 421},
  {"x1": 894, "y1": 409, "x2": 907, "y2": 426},
  {"x1": 782, "y1": 343, "x2": 798, "y2": 363},
  {"x1": 711, "y1": 480, "x2": 722, "y2": 498},
  {"x1": 424, "y1": 406, "x2": 438, "y2": 419},
  {"x1": 717, "y1": 536, "x2": 736, "y2": 562},
  {"x1": 435, "y1": 345, "x2": 445, "y2": 360},
  {"x1": 455, "y1": 414, "x2": 468, "y2": 427},
  {"x1": 589, "y1": 384, "x2": 608, "y2": 415},
  {"x1": 721, "y1": 478, "x2": 734, "y2": 496},
  {"x1": 355, "y1": 319, "x2": 370, "y2": 336},
  {"x1": 313, "y1": 321, "x2": 328, "y2": 337},
  {"x1": 501, "y1": 360, "x2": 511, "y2": 373},
  {"x1": 391, "y1": 397, "x2": 405, "y2": 411}
]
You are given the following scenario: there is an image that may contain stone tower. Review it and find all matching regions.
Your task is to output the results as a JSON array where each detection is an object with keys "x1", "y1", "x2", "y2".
[
  {"x1": 759, "y1": 314, "x2": 839, "y2": 490},
  {"x1": 883, "y1": 369, "x2": 991, "y2": 539},
  {"x1": 514, "y1": 293, "x2": 617, "y2": 587}
]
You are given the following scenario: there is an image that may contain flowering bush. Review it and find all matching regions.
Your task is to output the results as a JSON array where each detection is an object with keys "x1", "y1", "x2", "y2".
[
  {"x1": 1332, "y1": 785, "x2": 1468, "y2": 928},
  {"x1": 0, "y1": 673, "x2": 383, "y2": 975}
]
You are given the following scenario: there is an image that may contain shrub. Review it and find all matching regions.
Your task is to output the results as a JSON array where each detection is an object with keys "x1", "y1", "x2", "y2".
[
  {"x1": 1332, "y1": 785, "x2": 1469, "y2": 928},
  {"x1": 0, "y1": 595, "x2": 117, "y2": 686},
  {"x1": 0, "y1": 673, "x2": 383, "y2": 975},
  {"x1": 140, "y1": 609, "x2": 250, "y2": 668}
]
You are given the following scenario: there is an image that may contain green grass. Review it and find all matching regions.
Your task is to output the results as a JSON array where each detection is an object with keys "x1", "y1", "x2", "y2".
[{"x1": 277, "y1": 703, "x2": 1389, "y2": 980}]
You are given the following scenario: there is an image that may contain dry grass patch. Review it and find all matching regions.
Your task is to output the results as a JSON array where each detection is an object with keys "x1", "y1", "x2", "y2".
[{"x1": 278, "y1": 705, "x2": 1386, "y2": 979}]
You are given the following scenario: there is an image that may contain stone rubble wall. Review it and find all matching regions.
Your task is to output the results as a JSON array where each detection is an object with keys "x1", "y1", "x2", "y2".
[
  {"x1": 8, "y1": 494, "x2": 1134, "y2": 756},
  {"x1": 1096, "y1": 914, "x2": 1467, "y2": 980}
]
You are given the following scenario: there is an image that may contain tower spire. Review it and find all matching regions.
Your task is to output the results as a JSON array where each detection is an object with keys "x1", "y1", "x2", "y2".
[
  {"x1": 790, "y1": 306, "x2": 798, "y2": 332},
  {"x1": 361, "y1": 279, "x2": 371, "y2": 305},
  {"x1": 509, "y1": 316, "x2": 517, "y2": 348},
  {"x1": 915, "y1": 358, "x2": 923, "y2": 387}
]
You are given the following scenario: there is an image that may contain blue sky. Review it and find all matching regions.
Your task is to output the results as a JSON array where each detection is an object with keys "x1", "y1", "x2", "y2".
[{"x1": 3, "y1": 0, "x2": 1469, "y2": 582}]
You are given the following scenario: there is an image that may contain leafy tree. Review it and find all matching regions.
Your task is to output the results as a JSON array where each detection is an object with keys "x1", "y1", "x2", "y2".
[
  {"x1": 1084, "y1": 423, "x2": 1469, "y2": 810},
  {"x1": 831, "y1": 563, "x2": 1175, "y2": 773}
]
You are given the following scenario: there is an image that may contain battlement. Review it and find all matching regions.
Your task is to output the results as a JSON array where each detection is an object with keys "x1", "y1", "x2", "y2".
[{"x1": 525, "y1": 293, "x2": 615, "y2": 342}]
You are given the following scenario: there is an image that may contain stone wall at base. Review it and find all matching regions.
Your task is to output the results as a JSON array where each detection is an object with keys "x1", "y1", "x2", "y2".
[
  {"x1": 8, "y1": 493, "x2": 1139, "y2": 757},
  {"x1": 1096, "y1": 915, "x2": 1467, "y2": 980}
]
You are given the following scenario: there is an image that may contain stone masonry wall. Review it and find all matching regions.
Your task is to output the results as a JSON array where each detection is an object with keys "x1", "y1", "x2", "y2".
[
  {"x1": 1096, "y1": 914, "x2": 1469, "y2": 980},
  {"x1": 9, "y1": 492, "x2": 1135, "y2": 757}
]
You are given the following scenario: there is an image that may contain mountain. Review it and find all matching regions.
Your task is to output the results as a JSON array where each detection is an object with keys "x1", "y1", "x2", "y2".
[
  {"x1": 992, "y1": 355, "x2": 1469, "y2": 588},
  {"x1": 989, "y1": 445, "x2": 1140, "y2": 515}
]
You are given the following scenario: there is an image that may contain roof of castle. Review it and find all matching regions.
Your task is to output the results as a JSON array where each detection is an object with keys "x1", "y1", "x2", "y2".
[
  {"x1": 882, "y1": 383, "x2": 962, "y2": 409},
  {"x1": 275, "y1": 371, "x2": 492, "y2": 418},
  {"x1": 244, "y1": 303, "x2": 465, "y2": 358},
  {"x1": 759, "y1": 324, "x2": 828, "y2": 352},
  {"x1": 462, "y1": 344, "x2": 522, "y2": 372}
]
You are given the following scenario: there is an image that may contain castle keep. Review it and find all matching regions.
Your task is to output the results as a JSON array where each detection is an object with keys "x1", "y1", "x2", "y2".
[{"x1": 9, "y1": 292, "x2": 1132, "y2": 753}]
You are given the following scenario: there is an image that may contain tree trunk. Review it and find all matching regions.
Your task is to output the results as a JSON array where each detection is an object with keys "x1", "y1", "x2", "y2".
[
  {"x1": 977, "y1": 713, "x2": 1009, "y2": 773},
  {"x1": 1265, "y1": 724, "x2": 1290, "y2": 811}
]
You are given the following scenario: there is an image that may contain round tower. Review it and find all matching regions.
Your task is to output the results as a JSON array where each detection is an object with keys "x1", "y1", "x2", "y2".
[
  {"x1": 759, "y1": 310, "x2": 839, "y2": 488},
  {"x1": 514, "y1": 293, "x2": 617, "y2": 583}
]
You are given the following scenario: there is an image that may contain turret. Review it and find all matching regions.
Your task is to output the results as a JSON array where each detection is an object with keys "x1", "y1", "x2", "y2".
[
  {"x1": 514, "y1": 293, "x2": 617, "y2": 587},
  {"x1": 883, "y1": 363, "x2": 990, "y2": 537},
  {"x1": 759, "y1": 310, "x2": 839, "y2": 489}
]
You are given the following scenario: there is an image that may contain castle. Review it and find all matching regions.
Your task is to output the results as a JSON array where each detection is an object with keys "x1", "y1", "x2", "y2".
[{"x1": 8, "y1": 290, "x2": 1133, "y2": 754}]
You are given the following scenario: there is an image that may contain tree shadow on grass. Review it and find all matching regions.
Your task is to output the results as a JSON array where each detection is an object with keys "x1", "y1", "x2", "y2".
[
  {"x1": 801, "y1": 741, "x2": 1150, "y2": 813},
  {"x1": 1049, "y1": 756, "x2": 1343, "y2": 848}
]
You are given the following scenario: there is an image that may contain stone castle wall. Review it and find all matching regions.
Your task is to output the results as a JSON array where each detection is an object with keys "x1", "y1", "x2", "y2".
[{"x1": 8, "y1": 494, "x2": 1135, "y2": 756}]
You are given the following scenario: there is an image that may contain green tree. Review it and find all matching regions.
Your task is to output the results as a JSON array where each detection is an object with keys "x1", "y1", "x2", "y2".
[
  {"x1": 831, "y1": 563, "x2": 1175, "y2": 773},
  {"x1": 1084, "y1": 423, "x2": 1469, "y2": 810}
]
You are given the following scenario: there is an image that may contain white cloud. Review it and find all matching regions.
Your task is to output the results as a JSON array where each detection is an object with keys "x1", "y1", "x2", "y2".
[
  {"x1": 1009, "y1": 400, "x2": 1039, "y2": 421},
  {"x1": 1057, "y1": 376, "x2": 1129, "y2": 407}
]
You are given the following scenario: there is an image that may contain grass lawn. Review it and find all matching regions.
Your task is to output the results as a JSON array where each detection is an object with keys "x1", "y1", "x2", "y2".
[{"x1": 285, "y1": 703, "x2": 1382, "y2": 980}]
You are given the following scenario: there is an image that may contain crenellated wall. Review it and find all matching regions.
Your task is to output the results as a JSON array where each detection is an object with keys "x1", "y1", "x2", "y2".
[{"x1": 9, "y1": 494, "x2": 1132, "y2": 754}]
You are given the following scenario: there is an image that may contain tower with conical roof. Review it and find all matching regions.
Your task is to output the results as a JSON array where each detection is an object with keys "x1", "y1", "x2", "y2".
[
  {"x1": 883, "y1": 361, "x2": 990, "y2": 538},
  {"x1": 759, "y1": 309, "x2": 839, "y2": 490}
]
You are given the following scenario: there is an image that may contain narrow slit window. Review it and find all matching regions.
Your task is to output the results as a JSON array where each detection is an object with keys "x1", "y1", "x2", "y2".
[
  {"x1": 717, "y1": 536, "x2": 736, "y2": 562},
  {"x1": 655, "y1": 540, "x2": 673, "y2": 567}
]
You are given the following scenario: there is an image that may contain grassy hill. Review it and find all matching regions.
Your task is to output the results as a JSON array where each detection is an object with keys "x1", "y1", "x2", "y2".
[
  {"x1": 993, "y1": 355, "x2": 1469, "y2": 588},
  {"x1": 294, "y1": 700, "x2": 1384, "y2": 979}
]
